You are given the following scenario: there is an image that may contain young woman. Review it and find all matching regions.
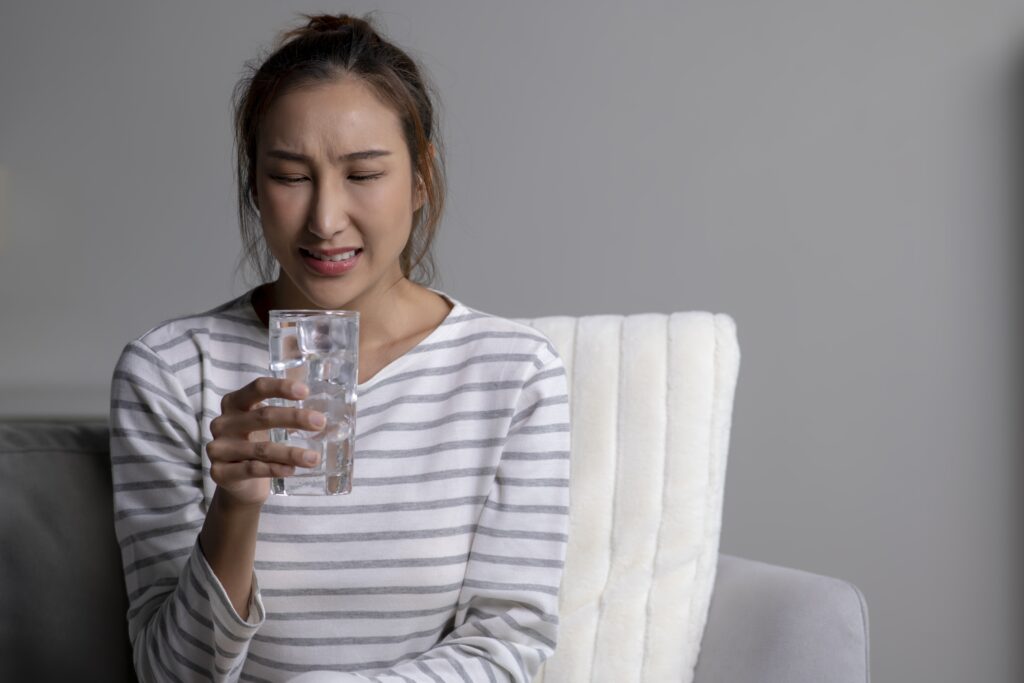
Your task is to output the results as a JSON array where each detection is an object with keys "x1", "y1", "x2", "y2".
[{"x1": 109, "y1": 13, "x2": 570, "y2": 682}]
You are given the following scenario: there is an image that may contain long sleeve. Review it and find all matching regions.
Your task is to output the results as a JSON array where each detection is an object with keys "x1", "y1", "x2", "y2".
[
  {"x1": 110, "y1": 340, "x2": 266, "y2": 682},
  {"x1": 289, "y1": 350, "x2": 572, "y2": 683}
]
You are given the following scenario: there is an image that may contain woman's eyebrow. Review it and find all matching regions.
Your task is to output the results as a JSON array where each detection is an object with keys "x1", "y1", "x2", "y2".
[{"x1": 265, "y1": 149, "x2": 392, "y2": 162}]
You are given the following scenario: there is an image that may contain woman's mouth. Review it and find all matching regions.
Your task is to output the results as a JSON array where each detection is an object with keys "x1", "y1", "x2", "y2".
[{"x1": 299, "y1": 248, "x2": 362, "y2": 276}]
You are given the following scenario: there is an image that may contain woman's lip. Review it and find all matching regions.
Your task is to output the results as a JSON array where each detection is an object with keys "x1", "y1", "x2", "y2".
[
  {"x1": 303, "y1": 246, "x2": 363, "y2": 257},
  {"x1": 300, "y1": 248, "x2": 361, "y2": 276}
]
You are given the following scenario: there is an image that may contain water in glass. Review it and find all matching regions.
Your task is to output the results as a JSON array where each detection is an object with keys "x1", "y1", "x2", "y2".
[{"x1": 268, "y1": 311, "x2": 358, "y2": 495}]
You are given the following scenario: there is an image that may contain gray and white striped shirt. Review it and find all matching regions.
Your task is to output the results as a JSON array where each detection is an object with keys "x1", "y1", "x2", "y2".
[{"x1": 109, "y1": 288, "x2": 571, "y2": 682}]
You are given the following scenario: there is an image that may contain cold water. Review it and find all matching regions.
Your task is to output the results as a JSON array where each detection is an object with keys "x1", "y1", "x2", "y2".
[{"x1": 268, "y1": 314, "x2": 358, "y2": 495}]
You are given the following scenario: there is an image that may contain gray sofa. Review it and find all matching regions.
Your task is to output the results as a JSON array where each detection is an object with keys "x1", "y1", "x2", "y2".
[{"x1": 0, "y1": 420, "x2": 870, "y2": 682}]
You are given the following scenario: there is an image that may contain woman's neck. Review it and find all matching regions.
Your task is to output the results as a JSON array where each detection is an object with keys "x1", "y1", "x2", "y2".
[{"x1": 251, "y1": 277, "x2": 444, "y2": 356}]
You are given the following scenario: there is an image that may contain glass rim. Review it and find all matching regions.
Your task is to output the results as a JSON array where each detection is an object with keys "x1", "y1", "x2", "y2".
[{"x1": 269, "y1": 309, "x2": 359, "y2": 318}]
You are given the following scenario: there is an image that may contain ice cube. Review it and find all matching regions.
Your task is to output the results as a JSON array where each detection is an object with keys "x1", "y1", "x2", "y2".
[
  {"x1": 298, "y1": 320, "x2": 333, "y2": 355},
  {"x1": 329, "y1": 322, "x2": 357, "y2": 349},
  {"x1": 271, "y1": 328, "x2": 302, "y2": 364}
]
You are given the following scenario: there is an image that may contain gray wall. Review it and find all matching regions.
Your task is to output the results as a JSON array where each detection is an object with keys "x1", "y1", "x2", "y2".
[{"x1": 1, "y1": 1, "x2": 1020, "y2": 680}]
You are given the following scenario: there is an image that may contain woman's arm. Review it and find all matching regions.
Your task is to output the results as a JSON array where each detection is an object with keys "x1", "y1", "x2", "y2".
[
  {"x1": 113, "y1": 340, "x2": 325, "y2": 681},
  {"x1": 199, "y1": 375, "x2": 322, "y2": 619},
  {"x1": 198, "y1": 489, "x2": 263, "y2": 620},
  {"x1": 111, "y1": 340, "x2": 267, "y2": 682}
]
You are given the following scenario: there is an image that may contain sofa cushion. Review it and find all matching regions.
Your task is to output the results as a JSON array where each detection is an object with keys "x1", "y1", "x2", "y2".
[
  {"x1": 0, "y1": 421, "x2": 136, "y2": 683},
  {"x1": 694, "y1": 554, "x2": 871, "y2": 683}
]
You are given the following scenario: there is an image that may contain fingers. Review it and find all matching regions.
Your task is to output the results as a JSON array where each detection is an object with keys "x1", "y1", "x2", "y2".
[
  {"x1": 212, "y1": 459, "x2": 298, "y2": 483},
  {"x1": 207, "y1": 440, "x2": 320, "y2": 489},
  {"x1": 207, "y1": 377, "x2": 325, "y2": 491},
  {"x1": 206, "y1": 438, "x2": 320, "y2": 469},
  {"x1": 211, "y1": 404, "x2": 325, "y2": 439},
  {"x1": 221, "y1": 377, "x2": 309, "y2": 414}
]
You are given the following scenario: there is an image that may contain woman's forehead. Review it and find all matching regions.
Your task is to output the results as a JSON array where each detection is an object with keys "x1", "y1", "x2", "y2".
[{"x1": 259, "y1": 79, "x2": 405, "y2": 156}]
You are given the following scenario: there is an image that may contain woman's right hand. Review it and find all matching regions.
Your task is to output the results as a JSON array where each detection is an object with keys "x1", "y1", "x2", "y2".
[{"x1": 206, "y1": 377, "x2": 326, "y2": 507}]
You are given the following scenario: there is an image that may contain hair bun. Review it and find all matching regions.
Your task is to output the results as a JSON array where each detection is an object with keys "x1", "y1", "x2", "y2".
[
  {"x1": 306, "y1": 15, "x2": 357, "y2": 32},
  {"x1": 275, "y1": 13, "x2": 381, "y2": 50},
  {"x1": 302, "y1": 13, "x2": 378, "y2": 39}
]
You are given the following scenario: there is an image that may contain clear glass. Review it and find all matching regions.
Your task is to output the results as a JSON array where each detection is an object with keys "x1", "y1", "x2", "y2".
[{"x1": 267, "y1": 309, "x2": 359, "y2": 495}]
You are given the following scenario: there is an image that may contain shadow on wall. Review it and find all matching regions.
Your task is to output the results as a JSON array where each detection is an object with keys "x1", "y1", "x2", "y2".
[{"x1": 1010, "y1": 44, "x2": 1024, "y2": 682}]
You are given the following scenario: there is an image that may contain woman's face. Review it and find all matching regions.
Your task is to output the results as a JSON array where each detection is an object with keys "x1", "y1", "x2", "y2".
[{"x1": 254, "y1": 76, "x2": 423, "y2": 311}]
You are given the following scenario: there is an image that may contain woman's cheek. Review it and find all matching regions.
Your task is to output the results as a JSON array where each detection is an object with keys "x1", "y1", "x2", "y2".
[{"x1": 264, "y1": 196, "x2": 308, "y2": 233}]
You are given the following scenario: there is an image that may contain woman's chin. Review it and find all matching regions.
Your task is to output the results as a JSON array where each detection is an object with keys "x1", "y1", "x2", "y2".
[{"x1": 297, "y1": 280, "x2": 364, "y2": 311}]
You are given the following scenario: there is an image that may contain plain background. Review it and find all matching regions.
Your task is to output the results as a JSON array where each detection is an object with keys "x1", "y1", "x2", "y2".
[{"x1": 1, "y1": 1, "x2": 1021, "y2": 680}]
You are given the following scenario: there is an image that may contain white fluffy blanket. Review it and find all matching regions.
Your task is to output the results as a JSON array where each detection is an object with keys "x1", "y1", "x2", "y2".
[{"x1": 513, "y1": 311, "x2": 741, "y2": 682}]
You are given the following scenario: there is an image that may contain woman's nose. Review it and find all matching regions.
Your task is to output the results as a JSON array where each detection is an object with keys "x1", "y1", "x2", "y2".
[{"x1": 307, "y1": 182, "x2": 349, "y2": 239}]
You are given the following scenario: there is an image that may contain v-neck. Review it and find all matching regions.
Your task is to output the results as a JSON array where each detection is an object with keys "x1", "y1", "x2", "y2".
[
  {"x1": 239, "y1": 286, "x2": 463, "y2": 392},
  {"x1": 353, "y1": 289, "x2": 459, "y2": 391}
]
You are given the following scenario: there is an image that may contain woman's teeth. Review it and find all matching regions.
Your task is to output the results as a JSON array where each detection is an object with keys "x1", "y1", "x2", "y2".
[{"x1": 307, "y1": 250, "x2": 358, "y2": 262}]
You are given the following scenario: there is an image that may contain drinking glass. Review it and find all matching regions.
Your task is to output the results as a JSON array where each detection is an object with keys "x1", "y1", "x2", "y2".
[{"x1": 267, "y1": 309, "x2": 359, "y2": 495}]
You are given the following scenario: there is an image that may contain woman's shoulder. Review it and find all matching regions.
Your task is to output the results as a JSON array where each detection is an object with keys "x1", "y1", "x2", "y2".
[
  {"x1": 437, "y1": 290, "x2": 563, "y2": 369},
  {"x1": 123, "y1": 287, "x2": 265, "y2": 357}
]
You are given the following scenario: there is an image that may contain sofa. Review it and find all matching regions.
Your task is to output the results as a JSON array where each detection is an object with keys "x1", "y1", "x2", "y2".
[{"x1": 0, "y1": 419, "x2": 869, "y2": 682}]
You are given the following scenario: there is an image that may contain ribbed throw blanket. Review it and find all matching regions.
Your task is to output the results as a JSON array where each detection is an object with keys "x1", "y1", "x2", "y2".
[{"x1": 512, "y1": 312, "x2": 740, "y2": 683}]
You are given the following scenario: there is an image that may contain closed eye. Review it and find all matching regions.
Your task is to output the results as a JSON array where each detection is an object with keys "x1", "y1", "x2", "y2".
[
  {"x1": 271, "y1": 175, "x2": 307, "y2": 185},
  {"x1": 270, "y1": 174, "x2": 384, "y2": 184}
]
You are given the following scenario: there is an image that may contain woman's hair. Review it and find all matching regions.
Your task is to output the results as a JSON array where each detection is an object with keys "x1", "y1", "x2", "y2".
[{"x1": 231, "y1": 12, "x2": 446, "y2": 286}]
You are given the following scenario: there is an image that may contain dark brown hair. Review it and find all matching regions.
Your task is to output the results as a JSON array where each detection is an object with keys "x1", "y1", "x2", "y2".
[{"x1": 231, "y1": 12, "x2": 446, "y2": 285}]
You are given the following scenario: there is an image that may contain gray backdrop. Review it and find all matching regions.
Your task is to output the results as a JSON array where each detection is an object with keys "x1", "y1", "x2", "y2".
[{"x1": 1, "y1": 1, "x2": 1020, "y2": 680}]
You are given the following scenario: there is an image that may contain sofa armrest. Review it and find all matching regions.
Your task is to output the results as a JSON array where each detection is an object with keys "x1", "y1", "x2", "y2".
[{"x1": 693, "y1": 553, "x2": 870, "y2": 683}]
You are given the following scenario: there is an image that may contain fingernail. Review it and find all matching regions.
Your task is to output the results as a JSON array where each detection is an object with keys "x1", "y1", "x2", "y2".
[
  {"x1": 304, "y1": 451, "x2": 319, "y2": 465},
  {"x1": 310, "y1": 413, "x2": 326, "y2": 428},
  {"x1": 293, "y1": 382, "x2": 308, "y2": 397}
]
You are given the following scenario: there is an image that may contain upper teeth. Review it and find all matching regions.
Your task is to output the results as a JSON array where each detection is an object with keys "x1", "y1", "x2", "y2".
[{"x1": 311, "y1": 250, "x2": 357, "y2": 262}]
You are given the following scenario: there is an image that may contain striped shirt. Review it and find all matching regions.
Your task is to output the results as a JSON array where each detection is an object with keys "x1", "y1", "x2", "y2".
[{"x1": 109, "y1": 287, "x2": 571, "y2": 683}]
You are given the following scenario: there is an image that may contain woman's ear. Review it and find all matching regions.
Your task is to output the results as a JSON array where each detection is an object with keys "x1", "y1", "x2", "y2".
[
  {"x1": 413, "y1": 142, "x2": 436, "y2": 211},
  {"x1": 414, "y1": 175, "x2": 426, "y2": 211}
]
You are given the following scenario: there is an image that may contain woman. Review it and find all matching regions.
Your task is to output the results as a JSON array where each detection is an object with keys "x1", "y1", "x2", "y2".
[{"x1": 109, "y1": 13, "x2": 570, "y2": 682}]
